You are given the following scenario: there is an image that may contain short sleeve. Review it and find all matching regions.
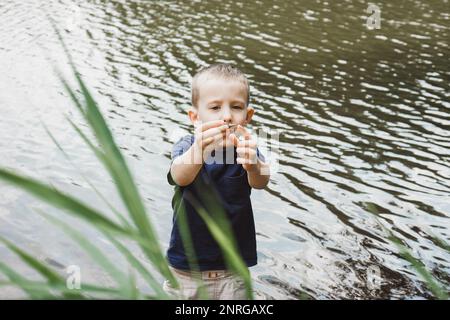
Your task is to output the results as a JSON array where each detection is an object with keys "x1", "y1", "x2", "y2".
[
  {"x1": 171, "y1": 135, "x2": 194, "y2": 161},
  {"x1": 167, "y1": 135, "x2": 194, "y2": 186}
]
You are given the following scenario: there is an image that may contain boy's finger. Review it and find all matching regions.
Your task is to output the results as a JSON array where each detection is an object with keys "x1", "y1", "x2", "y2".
[
  {"x1": 200, "y1": 120, "x2": 226, "y2": 131},
  {"x1": 202, "y1": 125, "x2": 228, "y2": 139},
  {"x1": 202, "y1": 132, "x2": 224, "y2": 147},
  {"x1": 236, "y1": 148, "x2": 256, "y2": 157},
  {"x1": 237, "y1": 139, "x2": 257, "y2": 148},
  {"x1": 234, "y1": 125, "x2": 251, "y2": 138},
  {"x1": 229, "y1": 133, "x2": 239, "y2": 147},
  {"x1": 236, "y1": 157, "x2": 255, "y2": 165}
]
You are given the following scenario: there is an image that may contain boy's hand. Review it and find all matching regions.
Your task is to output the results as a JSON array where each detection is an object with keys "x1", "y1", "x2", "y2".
[
  {"x1": 193, "y1": 120, "x2": 228, "y2": 161},
  {"x1": 230, "y1": 126, "x2": 259, "y2": 172}
]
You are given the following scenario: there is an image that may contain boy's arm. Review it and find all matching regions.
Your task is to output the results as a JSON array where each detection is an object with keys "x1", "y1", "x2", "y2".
[
  {"x1": 231, "y1": 126, "x2": 270, "y2": 189},
  {"x1": 170, "y1": 143, "x2": 203, "y2": 187},
  {"x1": 246, "y1": 158, "x2": 270, "y2": 189},
  {"x1": 170, "y1": 120, "x2": 228, "y2": 187}
]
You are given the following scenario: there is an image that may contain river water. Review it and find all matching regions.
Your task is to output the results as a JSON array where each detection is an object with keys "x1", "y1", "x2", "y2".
[{"x1": 0, "y1": 0, "x2": 449, "y2": 299}]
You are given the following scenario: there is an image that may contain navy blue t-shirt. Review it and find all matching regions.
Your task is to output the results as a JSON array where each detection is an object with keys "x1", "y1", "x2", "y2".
[{"x1": 167, "y1": 135, "x2": 263, "y2": 271}]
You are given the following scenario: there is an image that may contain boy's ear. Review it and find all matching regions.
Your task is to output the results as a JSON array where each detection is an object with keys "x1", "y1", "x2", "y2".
[
  {"x1": 245, "y1": 106, "x2": 255, "y2": 124},
  {"x1": 188, "y1": 107, "x2": 199, "y2": 125}
]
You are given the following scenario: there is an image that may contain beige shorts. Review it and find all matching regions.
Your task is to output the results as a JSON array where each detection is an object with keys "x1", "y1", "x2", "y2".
[{"x1": 163, "y1": 267, "x2": 249, "y2": 300}]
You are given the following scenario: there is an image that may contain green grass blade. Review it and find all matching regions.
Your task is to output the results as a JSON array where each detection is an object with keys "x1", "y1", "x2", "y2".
[
  {"x1": 171, "y1": 190, "x2": 209, "y2": 299},
  {"x1": 0, "y1": 166, "x2": 172, "y2": 286},
  {"x1": 0, "y1": 262, "x2": 54, "y2": 299},
  {"x1": 72, "y1": 100, "x2": 173, "y2": 281},
  {"x1": 426, "y1": 230, "x2": 450, "y2": 253},
  {"x1": 0, "y1": 230, "x2": 139, "y2": 298},
  {"x1": 0, "y1": 168, "x2": 131, "y2": 237},
  {"x1": 387, "y1": 234, "x2": 449, "y2": 300},
  {"x1": 38, "y1": 211, "x2": 135, "y2": 298},
  {"x1": 43, "y1": 122, "x2": 132, "y2": 230},
  {"x1": 53, "y1": 56, "x2": 175, "y2": 284},
  {"x1": 184, "y1": 191, "x2": 254, "y2": 299},
  {"x1": 65, "y1": 117, "x2": 178, "y2": 286},
  {"x1": 0, "y1": 236, "x2": 86, "y2": 299},
  {"x1": 51, "y1": 23, "x2": 177, "y2": 286},
  {"x1": 195, "y1": 188, "x2": 254, "y2": 299},
  {"x1": 0, "y1": 279, "x2": 129, "y2": 299},
  {"x1": 0, "y1": 236, "x2": 62, "y2": 284},
  {"x1": 365, "y1": 203, "x2": 448, "y2": 300},
  {"x1": 103, "y1": 232, "x2": 170, "y2": 299}
]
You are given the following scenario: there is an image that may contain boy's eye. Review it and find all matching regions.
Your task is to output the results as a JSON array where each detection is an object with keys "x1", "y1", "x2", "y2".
[
  {"x1": 210, "y1": 106, "x2": 220, "y2": 110},
  {"x1": 232, "y1": 106, "x2": 243, "y2": 109}
]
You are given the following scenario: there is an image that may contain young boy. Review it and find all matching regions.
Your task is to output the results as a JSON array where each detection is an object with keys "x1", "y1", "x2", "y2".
[{"x1": 164, "y1": 63, "x2": 270, "y2": 300}]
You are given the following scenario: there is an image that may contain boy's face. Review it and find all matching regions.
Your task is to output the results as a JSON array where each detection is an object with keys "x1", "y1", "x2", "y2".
[{"x1": 189, "y1": 77, "x2": 254, "y2": 147}]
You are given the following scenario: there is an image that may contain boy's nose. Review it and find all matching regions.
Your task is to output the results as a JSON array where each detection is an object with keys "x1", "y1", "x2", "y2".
[{"x1": 222, "y1": 108, "x2": 232, "y2": 123}]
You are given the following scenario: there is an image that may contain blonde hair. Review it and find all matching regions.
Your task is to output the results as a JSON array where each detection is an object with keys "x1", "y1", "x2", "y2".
[{"x1": 191, "y1": 63, "x2": 250, "y2": 108}]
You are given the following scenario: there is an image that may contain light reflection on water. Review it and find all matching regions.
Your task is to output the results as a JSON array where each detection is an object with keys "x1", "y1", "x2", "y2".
[{"x1": 0, "y1": 0, "x2": 449, "y2": 299}]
